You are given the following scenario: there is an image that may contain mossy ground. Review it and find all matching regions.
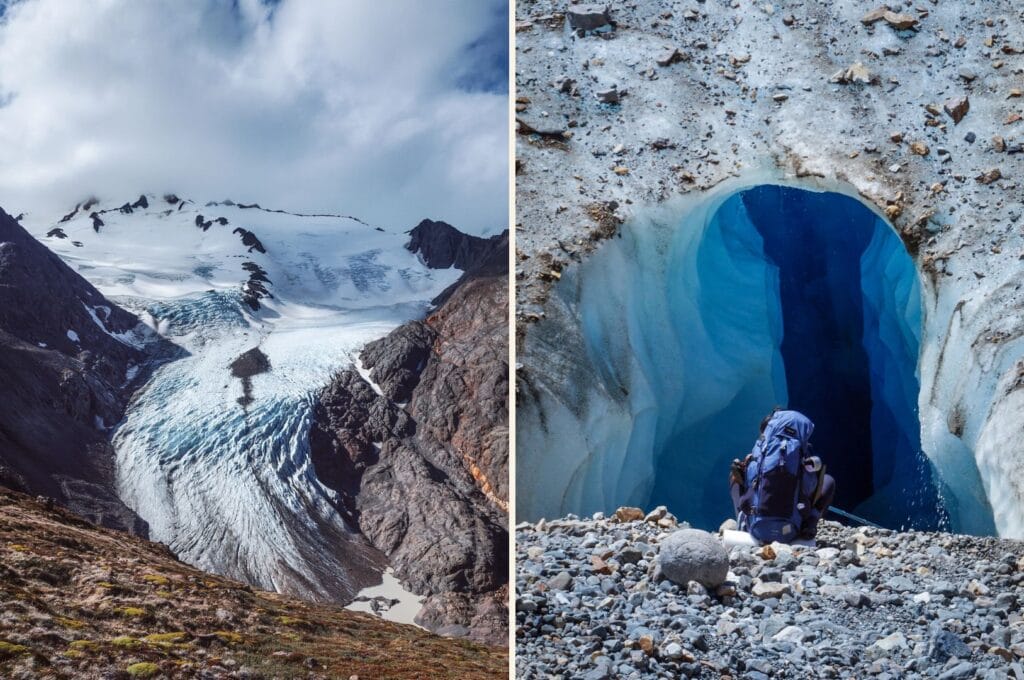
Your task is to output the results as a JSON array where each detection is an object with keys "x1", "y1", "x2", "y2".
[{"x1": 0, "y1": 488, "x2": 506, "y2": 679}]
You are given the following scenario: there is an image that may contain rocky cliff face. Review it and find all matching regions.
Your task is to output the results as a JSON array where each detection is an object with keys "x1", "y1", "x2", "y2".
[
  {"x1": 0, "y1": 207, "x2": 168, "y2": 533},
  {"x1": 0, "y1": 487, "x2": 506, "y2": 679},
  {"x1": 406, "y1": 218, "x2": 505, "y2": 273},
  {"x1": 310, "y1": 224, "x2": 509, "y2": 644}
]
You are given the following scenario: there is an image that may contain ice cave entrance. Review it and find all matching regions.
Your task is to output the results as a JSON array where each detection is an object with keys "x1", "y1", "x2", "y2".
[{"x1": 620, "y1": 185, "x2": 948, "y2": 531}]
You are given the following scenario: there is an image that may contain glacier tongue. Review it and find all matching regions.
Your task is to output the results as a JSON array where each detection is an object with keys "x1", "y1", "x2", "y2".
[
  {"x1": 112, "y1": 294, "x2": 418, "y2": 599},
  {"x1": 23, "y1": 195, "x2": 462, "y2": 601}
]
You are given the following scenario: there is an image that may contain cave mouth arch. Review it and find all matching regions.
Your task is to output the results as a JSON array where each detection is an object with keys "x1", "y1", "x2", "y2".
[
  {"x1": 642, "y1": 184, "x2": 949, "y2": 531},
  {"x1": 523, "y1": 182, "x2": 968, "y2": 533}
]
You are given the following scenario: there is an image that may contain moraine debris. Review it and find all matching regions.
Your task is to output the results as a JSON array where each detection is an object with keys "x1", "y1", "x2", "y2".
[
  {"x1": 596, "y1": 85, "x2": 622, "y2": 104},
  {"x1": 830, "y1": 62, "x2": 872, "y2": 85},
  {"x1": 943, "y1": 95, "x2": 970, "y2": 124},
  {"x1": 861, "y1": 8, "x2": 920, "y2": 31},
  {"x1": 976, "y1": 168, "x2": 1002, "y2": 185},
  {"x1": 656, "y1": 47, "x2": 682, "y2": 67},
  {"x1": 566, "y1": 4, "x2": 612, "y2": 32}
]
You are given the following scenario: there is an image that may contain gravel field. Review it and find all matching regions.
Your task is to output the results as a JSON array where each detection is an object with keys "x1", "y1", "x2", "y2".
[{"x1": 516, "y1": 508, "x2": 1024, "y2": 679}]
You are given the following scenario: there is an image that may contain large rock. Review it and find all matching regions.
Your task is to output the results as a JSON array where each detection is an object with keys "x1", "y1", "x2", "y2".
[
  {"x1": 566, "y1": 4, "x2": 611, "y2": 31},
  {"x1": 406, "y1": 218, "x2": 504, "y2": 272},
  {"x1": 657, "y1": 529, "x2": 729, "y2": 588},
  {"x1": 360, "y1": 321, "x2": 436, "y2": 403},
  {"x1": 929, "y1": 629, "x2": 971, "y2": 662},
  {"x1": 943, "y1": 95, "x2": 970, "y2": 124}
]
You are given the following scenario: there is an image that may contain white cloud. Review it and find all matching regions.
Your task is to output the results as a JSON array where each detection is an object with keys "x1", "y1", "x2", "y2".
[{"x1": 0, "y1": 0, "x2": 508, "y2": 234}]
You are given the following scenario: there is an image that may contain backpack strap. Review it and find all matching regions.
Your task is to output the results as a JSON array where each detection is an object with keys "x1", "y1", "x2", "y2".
[{"x1": 812, "y1": 464, "x2": 827, "y2": 505}]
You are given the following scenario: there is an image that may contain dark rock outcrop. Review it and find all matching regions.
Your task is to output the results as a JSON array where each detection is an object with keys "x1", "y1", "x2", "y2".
[
  {"x1": 240, "y1": 261, "x2": 273, "y2": 310},
  {"x1": 359, "y1": 323, "x2": 436, "y2": 403},
  {"x1": 430, "y1": 229, "x2": 508, "y2": 307},
  {"x1": 0, "y1": 206, "x2": 167, "y2": 534},
  {"x1": 232, "y1": 227, "x2": 266, "y2": 254},
  {"x1": 59, "y1": 203, "x2": 81, "y2": 223},
  {"x1": 310, "y1": 226, "x2": 509, "y2": 645},
  {"x1": 229, "y1": 347, "x2": 271, "y2": 408},
  {"x1": 406, "y1": 219, "x2": 505, "y2": 272}
]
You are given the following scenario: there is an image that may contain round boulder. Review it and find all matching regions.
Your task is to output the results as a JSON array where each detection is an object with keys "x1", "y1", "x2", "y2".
[{"x1": 658, "y1": 528, "x2": 729, "y2": 588}]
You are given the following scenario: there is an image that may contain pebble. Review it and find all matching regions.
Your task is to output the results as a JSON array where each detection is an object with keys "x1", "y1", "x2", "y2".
[
  {"x1": 595, "y1": 86, "x2": 621, "y2": 104},
  {"x1": 944, "y1": 95, "x2": 970, "y2": 123},
  {"x1": 566, "y1": 4, "x2": 612, "y2": 32}
]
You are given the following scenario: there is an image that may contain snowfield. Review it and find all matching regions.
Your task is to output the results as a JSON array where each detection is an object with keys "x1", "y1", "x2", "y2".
[{"x1": 24, "y1": 194, "x2": 462, "y2": 602}]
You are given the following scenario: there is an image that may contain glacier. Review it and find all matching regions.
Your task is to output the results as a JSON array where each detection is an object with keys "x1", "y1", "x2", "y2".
[
  {"x1": 25, "y1": 196, "x2": 461, "y2": 601},
  {"x1": 517, "y1": 179, "x2": 997, "y2": 535}
]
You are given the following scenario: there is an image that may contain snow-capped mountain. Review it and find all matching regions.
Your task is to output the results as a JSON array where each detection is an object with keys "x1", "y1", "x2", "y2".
[{"x1": 19, "y1": 193, "x2": 466, "y2": 603}]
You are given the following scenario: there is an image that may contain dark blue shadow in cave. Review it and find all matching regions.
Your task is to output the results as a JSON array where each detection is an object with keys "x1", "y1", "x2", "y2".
[
  {"x1": 650, "y1": 185, "x2": 948, "y2": 532},
  {"x1": 742, "y1": 186, "x2": 877, "y2": 513}
]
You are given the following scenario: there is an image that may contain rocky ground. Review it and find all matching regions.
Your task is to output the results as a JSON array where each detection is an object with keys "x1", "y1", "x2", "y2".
[
  {"x1": 516, "y1": 507, "x2": 1024, "y2": 679},
  {"x1": 0, "y1": 488, "x2": 506, "y2": 679}
]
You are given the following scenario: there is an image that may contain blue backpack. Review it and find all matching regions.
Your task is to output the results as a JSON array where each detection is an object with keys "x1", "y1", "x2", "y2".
[{"x1": 743, "y1": 410, "x2": 814, "y2": 543}]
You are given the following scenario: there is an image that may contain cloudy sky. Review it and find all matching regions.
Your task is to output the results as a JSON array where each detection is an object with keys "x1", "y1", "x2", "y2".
[{"x1": 0, "y1": 0, "x2": 508, "y2": 234}]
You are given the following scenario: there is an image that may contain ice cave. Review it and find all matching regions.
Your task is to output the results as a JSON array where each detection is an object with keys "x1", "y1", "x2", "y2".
[{"x1": 518, "y1": 183, "x2": 997, "y2": 535}]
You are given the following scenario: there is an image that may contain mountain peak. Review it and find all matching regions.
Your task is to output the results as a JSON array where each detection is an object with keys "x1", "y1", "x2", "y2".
[{"x1": 406, "y1": 219, "x2": 503, "y2": 271}]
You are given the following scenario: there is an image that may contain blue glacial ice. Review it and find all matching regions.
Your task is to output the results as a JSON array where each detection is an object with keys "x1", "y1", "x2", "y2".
[
  {"x1": 517, "y1": 182, "x2": 996, "y2": 535},
  {"x1": 113, "y1": 291, "x2": 436, "y2": 600}
]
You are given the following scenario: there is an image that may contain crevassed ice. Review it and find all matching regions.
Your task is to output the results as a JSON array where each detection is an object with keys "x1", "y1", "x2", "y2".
[{"x1": 24, "y1": 199, "x2": 462, "y2": 601}]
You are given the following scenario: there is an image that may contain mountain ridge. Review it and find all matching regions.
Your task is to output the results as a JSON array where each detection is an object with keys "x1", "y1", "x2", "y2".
[
  {"x1": 0, "y1": 206, "x2": 174, "y2": 534},
  {"x1": 311, "y1": 224, "x2": 510, "y2": 644}
]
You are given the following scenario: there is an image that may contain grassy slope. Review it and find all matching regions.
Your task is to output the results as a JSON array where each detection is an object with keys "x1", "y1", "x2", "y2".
[{"x1": 0, "y1": 489, "x2": 506, "y2": 679}]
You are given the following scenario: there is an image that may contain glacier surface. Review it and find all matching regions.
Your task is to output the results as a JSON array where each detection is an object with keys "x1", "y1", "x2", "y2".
[{"x1": 25, "y1": 196, "x2": 461, "y2": 601}]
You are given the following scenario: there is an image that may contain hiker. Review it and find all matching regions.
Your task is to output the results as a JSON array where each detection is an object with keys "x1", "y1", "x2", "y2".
[{"x1": 729, "y1": 409, "x2": 836, "y2": 543}]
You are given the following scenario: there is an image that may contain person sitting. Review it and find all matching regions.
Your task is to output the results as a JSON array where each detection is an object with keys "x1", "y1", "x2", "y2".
[{"x1": 728, "y1": 408, "x2": 836, "y2": 543}]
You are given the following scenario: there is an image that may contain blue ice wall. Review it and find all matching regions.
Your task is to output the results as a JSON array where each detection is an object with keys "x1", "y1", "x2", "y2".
[
  {"x1": 649, "y1": 193, "x2": 788, "y2": 524},
  {"x1": 645, "y1": 185, "x2": 947, "y2": 530},
  {"x1": 858, "y1": 225, "x2": 949, "y2": 530},
  {"x1": 738, "y1": 186, "x2": 946, "y2": 530}
]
